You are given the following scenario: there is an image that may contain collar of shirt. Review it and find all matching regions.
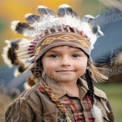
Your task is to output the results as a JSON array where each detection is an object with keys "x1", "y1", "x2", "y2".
[
  {"x1": 43, "y1": 77, "x2": 87, "y2": 100},
  {"x1": 78, "y1": 78, "x2": 107, "y2": 100},
  {"x1": 41, "y1": 76, "x2": 107, "y2": 100}
]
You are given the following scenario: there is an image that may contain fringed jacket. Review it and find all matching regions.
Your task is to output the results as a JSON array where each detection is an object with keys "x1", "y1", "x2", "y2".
[{"x1": 5, "y1": 78, "x2": 115, "y2": 122}]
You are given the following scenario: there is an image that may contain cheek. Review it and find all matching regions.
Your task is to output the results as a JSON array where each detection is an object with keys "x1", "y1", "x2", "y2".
[
  {"x1": 77, "y1": 63, "x2": 87, "y2": 71},
  {"x1": 76, "y1": 59, "x2": 87, "y2": 74},
  {"x1": 42, "y1": 59, "x2": 57, "y2": 74}
]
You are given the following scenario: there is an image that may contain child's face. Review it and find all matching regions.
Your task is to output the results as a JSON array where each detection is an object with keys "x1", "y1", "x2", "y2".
[{"x1": 41, "y1": 46, "x2": 88, "y2": 83}]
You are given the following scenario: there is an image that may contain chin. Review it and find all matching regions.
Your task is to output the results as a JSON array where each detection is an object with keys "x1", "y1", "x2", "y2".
[
  {"x1": 55, "y1": 76, "x2": 77, "y2": 83},
  {"x1": 47, "y1": 73, "x2": 78, "y2": 82}
]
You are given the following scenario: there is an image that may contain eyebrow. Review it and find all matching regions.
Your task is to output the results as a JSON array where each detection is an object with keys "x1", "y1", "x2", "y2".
[
  {"x1": 69, "y1": 47, "x2": 83, "y2": 52},
  {"x1": 47, "y1": 50, "x2": 59, "y2": 53},
  {"x1": 71, "y1": 49, "x2": 82, "y2": 52},
  {"x1": 48, "y1": 48, "x2": 83, "y2": 53}
]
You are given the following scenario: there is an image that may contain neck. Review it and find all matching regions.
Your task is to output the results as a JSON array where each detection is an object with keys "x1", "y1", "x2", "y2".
[
  {"x1": 44, "y1": 76, "x2": 80, "y2": 98},
  {"x1": 57, "y1": 80, "x2": 80, "y2": 98},
  {"x1": 57, "y1": 80, "x2": 77, "y2": 88}
]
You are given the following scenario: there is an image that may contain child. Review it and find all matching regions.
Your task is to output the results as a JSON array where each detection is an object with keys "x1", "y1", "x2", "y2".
[{"x1": 4, "y1": 4, "x2": 114, "y2": 122}]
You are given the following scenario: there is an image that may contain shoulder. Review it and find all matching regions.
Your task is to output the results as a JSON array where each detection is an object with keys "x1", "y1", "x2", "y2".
[
  {"x1": 79, "y1": 78, "x2": 107, "y2": 100},
  {"x1": 94, "y1": 86, "x2": 107, "y2": 100},
  {"x1": 15, "y1": 82, "x2": 44, "y2": 109},
  {"x1": 17, "y1": 82, "x2": 42, "y2": 101},
  {"x1": 7, "y1": 82, "x2": 43, "y2": 112},
  {"x1": 5, "y1": 83, "x2": 42, "y2": 121}
]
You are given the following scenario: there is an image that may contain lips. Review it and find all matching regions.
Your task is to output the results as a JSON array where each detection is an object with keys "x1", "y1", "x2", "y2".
[{"x1": 56, "y1": 70, "x2": 75, "y2": 72}]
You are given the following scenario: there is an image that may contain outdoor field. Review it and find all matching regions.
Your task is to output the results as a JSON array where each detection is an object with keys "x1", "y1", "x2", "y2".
[{"x1": 96, "y1": 83, "x2": 122, "y2": 122}]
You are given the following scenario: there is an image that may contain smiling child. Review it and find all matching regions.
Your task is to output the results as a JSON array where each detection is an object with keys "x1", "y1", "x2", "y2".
[{"x1": 4, "y1": 4, "x2": 115, "y2": 122}]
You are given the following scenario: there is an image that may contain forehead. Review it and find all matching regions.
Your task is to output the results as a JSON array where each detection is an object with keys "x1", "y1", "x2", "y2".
[{"x1": 48, "y1": 45, "x2": 82, "y2": 52}]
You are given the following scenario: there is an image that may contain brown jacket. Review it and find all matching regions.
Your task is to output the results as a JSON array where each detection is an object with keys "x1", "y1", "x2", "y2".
[{"x1": 5, "y1": 78, "x2": 114, "y2": 122}]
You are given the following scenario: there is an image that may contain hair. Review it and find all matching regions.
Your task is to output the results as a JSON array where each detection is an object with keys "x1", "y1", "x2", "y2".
[
  {"x1": 87, "y1": 59, "x2": 108, "y2": 82},
  {"x1": 85, "y1": 68, "x2": 95, "y2": 105},
  {"x1": 84, "y1": 59, "x2": 108, "y2": 105}
]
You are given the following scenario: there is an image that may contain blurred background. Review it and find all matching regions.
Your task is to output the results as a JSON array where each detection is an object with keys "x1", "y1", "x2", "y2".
[{"x1": 0, "y1": 0, "x2": 122, "y2": 121}]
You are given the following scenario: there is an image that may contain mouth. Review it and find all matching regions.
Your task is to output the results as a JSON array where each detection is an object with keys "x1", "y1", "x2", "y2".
[{"x1": 56, "y1": 70, "x2": 75, "y2": 72}]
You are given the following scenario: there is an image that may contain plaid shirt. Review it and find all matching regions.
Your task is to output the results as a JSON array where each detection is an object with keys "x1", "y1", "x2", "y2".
[
  {"x1": 57, "y1": 94, "x2": 95, "y2": 122},
  {"x1": 5, "y1": 78, "x2": 114, "y2": 122}
]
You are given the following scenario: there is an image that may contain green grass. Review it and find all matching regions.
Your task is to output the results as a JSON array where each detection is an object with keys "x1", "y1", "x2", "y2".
[{"x1": 95, "y1": 83, "x2": 122, "y2": 121}]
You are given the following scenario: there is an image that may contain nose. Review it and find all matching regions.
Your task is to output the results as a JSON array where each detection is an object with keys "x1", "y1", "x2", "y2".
[{"x1": 61, "y1": 56, "x2": 71, "y2": 67}]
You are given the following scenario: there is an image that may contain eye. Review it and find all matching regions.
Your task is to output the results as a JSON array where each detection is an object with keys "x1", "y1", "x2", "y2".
[
  {"x1": 48, "y1": 54, "x2": 59, "y2": 58},
  {"x1": 72, "y1": 54, "x2": 82, "y2": 57}
]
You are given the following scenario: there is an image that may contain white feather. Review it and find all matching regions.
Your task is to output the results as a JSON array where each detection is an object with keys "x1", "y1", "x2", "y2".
[
  {"x1": 24, "y1": 13, "x2": 33, "y2": 18},
  {"x1": 91, "y1": 105, "x2": 103, "y2": 122},
  {"x1": 1, "y1": 54, "x2": 12, "y2": 67},
  {"x1": 24, "y1": 82, "x2": 31, "y2": 89},
  {"x1": 11, "y1": 21, "x2": 20, "y2": 31},
  {"x1": 2, "y1": 40, "x2": 13, "y2": 67},
  {"x1": 38, "y1": 5, "x2": 48, "y2": 9},
  {"x1": 58, "y1": 4, "x2": 70, "y2": 8},
  {"x1": 14, "y1": 68, "x2": 21, "y2": 77},
  {"x1": 23, "y1": 17, "x2": 60, "y2": 37},
  {"x1": 16, "y1": 52, "x2": 32, "y2": 57},
  {"x1": 58, "y1": 4, "x2": 81, "y2": 29},
  {"x1": 18, "y1": 57, "x2": 35, "y2": 65},
  {"x1": 17, "y1": 38, "x2": 31, "y2": 44}
]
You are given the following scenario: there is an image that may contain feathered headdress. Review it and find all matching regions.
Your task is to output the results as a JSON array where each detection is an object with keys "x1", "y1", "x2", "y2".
[{"x1": 2, "y1": 4, "x2": 103, "y2": 76}]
